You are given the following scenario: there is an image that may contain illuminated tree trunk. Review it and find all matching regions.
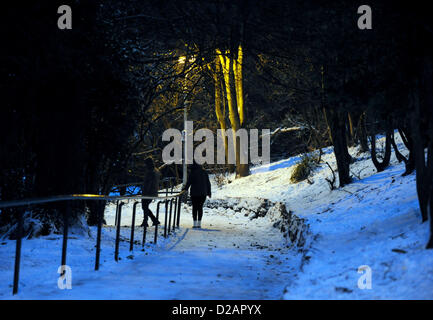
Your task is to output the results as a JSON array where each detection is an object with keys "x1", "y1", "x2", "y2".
[
  {"x1": 217, "y1": 49, "x2": 245, "y2": 177},
  {"x1": 233, "y1": 45, "x2": 249, "y2": 177},
  {"x1": 211, "y1": 56, "x2": 232, "y2": 171},
  {"x1": 233, "y1": 45, "x2": 245, "y2": 126}
]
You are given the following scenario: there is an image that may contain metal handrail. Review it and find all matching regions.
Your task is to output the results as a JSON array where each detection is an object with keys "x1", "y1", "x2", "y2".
[
  {"x1": 0, "y1": 191, "x2": 185, "y2": 209},
  {"x1": 0, "y1": 189, "x2": 186, "y2": 295}
]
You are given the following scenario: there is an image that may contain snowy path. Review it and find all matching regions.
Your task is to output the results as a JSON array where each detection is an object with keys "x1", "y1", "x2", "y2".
[
  {"x1": 0, "y1": 202, "x2": 299, "y2": 299},
  {"x1": 96, "y1": 203, "x2": 299, "y2": 300}
]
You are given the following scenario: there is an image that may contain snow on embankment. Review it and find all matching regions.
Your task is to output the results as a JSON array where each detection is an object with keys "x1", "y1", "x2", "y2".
[
  {"x1": 212, "y1": 132, "x2": 433, "y2": 299},
  {"x1": 205, "y1": 198, "x2": 310, "y2": 249}
]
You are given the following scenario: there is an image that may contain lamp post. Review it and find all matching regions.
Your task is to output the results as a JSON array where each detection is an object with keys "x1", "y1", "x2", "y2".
[
  {"x1": 178, "y1": 55, "x2": 196, "y2": 189},
  {"x1": 182, "y1": 96, "x2": 188, "y2": 187},
  {"x1": 178, "y1": 55, "x2": 189, "y2": 188}
]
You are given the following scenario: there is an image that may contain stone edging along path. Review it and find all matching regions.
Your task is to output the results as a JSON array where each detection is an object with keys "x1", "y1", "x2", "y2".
[{"x1": 204, "y1": 197, "x2": 311, "y2": 249}]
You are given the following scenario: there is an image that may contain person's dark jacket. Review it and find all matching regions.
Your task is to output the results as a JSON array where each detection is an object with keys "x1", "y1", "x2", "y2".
[
  {"x1": 184, "y1": 165, "x2": 211, "y2": 197},
  {"x1": 141, "y1": 168, "x2": 161, "y2": 197}
]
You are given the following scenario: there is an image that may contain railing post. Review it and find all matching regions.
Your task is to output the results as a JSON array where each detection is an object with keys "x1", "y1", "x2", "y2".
[
  {"x1": 168, "y1": 199, "x2": 173, "y2": 235},
  {"x1": 114, "y1": 200, "x2": 119, "y2": 227},
  {"x1": 130, "y1": 201, "x2": 139, "y2": 251},
  {"x1": 177, "y1": 194, "x2": 182, "y2": 228},
  {"x1": 142, "y1": 200, "x2": 148, "y2": 246},
  {"x1": 154, "y1": 201, "x2": 161, "y2": 244},
  {"x1": 95, "y1": 200, "x2": 104, "y2": 271},
  {"x1": 12, "y1": 209, "x2": 24, "y2": 295},
  {"x1": 114, "y1": 202, "x2": 124, "y2": 262},
  {"x1": 61, "y1": 202, "x2": 70, "y2": 272},
  {"x1": 163, "y1": 200, "x2": 169, "y2": 238},
  {"x1": 171, "y1": 198, "x2": 177, "y2": 233}
]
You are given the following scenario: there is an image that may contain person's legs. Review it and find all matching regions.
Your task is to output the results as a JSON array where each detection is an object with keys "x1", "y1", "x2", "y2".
[
  {"x1": 197, "y1": 196, "x2": 206, "y2": 221},
  {"x1": 141, "y1": 199, "x2": 150, "y2": 226},
  {"x1": 141, "y1": 199, "x2": 159, "y2": 226},
  {"x1": 191, "y1": 196, "x2": 206, "y2": 228},
  {"x1": 191, "y1": 196, "x2": 199, "y2": 227}
]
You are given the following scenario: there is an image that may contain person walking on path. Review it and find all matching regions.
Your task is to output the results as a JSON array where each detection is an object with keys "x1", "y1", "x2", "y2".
[
  {"x1": 140, "y1": 158, "x2": 161, "y2": 227},
  {"x1": 182, "y1": 161, "x2": 211, "y2": 228}
]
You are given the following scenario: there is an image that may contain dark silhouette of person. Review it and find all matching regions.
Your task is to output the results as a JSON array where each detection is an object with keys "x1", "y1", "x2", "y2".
[
  {"x1": 140, "y1": 158, "x2": 161, "y2": 227},
  {"x1": 183, "y1": 161, "x2": 211, "y2": 228}
]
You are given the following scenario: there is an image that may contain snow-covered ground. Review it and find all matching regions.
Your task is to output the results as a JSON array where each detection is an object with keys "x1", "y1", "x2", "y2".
[
  {"x1": 0, "y1": 133, "x2": 432, "y2": 299},
  {"x1": 214, "y1": 133, "x2": 433, "y2": 299},
  {"x1": 0, "y1": 200, "x2": 299, "y2": 299}
]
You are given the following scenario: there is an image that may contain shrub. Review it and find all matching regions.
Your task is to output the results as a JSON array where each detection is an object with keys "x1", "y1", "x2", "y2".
[
  {"x1": 214, "y1": 173, "x2": 230, "y2": 188},
  {"x1": 290, "y1": 154, "x2": 318, "y2": 183}
]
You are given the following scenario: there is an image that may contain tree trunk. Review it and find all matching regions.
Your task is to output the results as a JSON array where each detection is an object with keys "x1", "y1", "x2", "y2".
[
  {"x1": 370, "y1": 124, "x2": 392, "y2": 173},
  {"x1": 427, "y1": 144, "x2": 433, "y2": 248},
  {"x1": 322, "y1": 107, "x2": 333, "y2": 144},
  {"x1": 326, "y1": 108, "x2": 351, "y2": 187},
  {"x1": 411, "y1": 53, "x2": 433, "y2": 238},
  {"x1": 212, "y1": 56, "x2": 233, "y2": 172},
  {"x1": 347, "y1": 112, "x2": 355, "y2": 147},
  {"x1": 217, "y1": 49, "x2": 248, "y2": 178},
  {"x1": 358, "y1": 112, "x2": 369, "y2": 152},
  {"x1": 87, "y1": 200, "x2": 106, "y2": 226},
  {"x1": 233, "y1": 45, "x2": 249, "y2": 177},
  {"x1": 398, "y1": 127, "x2": 415, "y2": 176},
  {"x1": 390, "y1": 131, "x2": 407, "y2": 163},
  {"x1": 411, "y1": 81, "x2": 430, "y2": 223}
]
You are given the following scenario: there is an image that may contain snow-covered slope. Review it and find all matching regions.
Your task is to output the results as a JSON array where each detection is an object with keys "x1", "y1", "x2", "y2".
[{"x1": 210, "y1": 133, "x2": 433, "y2": 299}]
